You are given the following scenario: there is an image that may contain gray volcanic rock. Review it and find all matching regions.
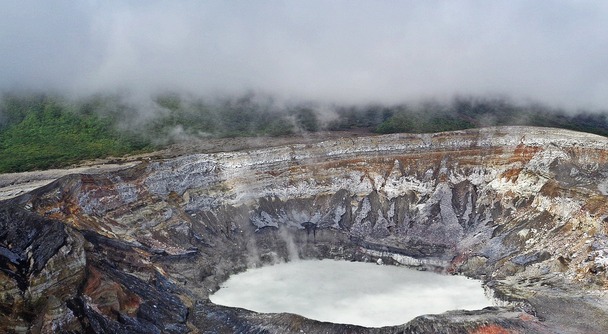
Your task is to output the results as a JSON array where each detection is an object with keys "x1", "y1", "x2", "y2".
[{"x1": 1, "y1": 126, "x2": 608, "y2": 333}]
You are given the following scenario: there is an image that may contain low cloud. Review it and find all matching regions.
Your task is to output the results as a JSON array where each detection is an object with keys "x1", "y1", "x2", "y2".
[{"x1": 2, "y1": 1, "x2": 608, "y2": 109}]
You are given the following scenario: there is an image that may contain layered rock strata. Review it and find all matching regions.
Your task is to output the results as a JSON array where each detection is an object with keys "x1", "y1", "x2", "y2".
[{"x1": 1, "y1": 126, "x2": 608, "y2": 333}]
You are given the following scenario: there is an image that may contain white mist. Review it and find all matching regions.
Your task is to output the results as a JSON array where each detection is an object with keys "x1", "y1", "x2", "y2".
[{"x1": 210, "y1": 259, "x2": 492, "y2": 327}]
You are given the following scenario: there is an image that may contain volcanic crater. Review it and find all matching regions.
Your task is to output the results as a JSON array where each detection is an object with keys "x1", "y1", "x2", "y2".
[{"x1": 2, "y1": 126, "x2": 608, "y2": 333}]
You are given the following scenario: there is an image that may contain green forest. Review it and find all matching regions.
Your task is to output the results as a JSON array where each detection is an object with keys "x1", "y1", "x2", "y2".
[{"x1": 1, "y1": 92, "x2": 607, "y2": 173}]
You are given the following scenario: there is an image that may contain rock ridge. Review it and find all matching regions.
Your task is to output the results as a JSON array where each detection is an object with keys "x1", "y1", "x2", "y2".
[{"x1": 1, "y1": 126, "x2": 608, "y2": 333}]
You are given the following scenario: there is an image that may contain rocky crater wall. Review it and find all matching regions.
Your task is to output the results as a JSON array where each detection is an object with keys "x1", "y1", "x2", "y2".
[{"x1": 1, "y1": 127, "x2": 608, "y2": 333}]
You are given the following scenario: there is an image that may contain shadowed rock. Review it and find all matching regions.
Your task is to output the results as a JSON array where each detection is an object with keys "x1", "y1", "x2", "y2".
[{"x1": 301, "y1": 221, "x2": 317, "y2": 241}]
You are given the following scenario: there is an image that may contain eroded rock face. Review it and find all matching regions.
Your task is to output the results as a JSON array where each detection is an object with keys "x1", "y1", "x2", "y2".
[{"x1": 2, "y1": 126, "x2": 608, "y2": 333}]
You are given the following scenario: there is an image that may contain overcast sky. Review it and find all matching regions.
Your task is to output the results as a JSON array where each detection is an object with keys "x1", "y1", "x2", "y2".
[{"x1": 1, "y1": 1, "x2": 607, "y2": 108}]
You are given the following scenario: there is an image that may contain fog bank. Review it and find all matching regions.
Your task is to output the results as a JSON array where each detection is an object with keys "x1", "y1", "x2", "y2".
[{"x1": 2, "y1": 1, "x2": 608, "y2": 109}]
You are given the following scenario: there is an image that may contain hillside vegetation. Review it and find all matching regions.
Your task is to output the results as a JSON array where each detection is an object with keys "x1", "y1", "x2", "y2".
[
  {"x1": 1, "y1": 92, "x2": 607, "y2": 173},
  {"x1": 0, "y1": 95, "x2": 148, "y2": 172},
  {"x1": 330, "y1": 97, "x2": 608, "y2": 136},
  {"x1": 375, "y1": 97, "x2": 608, "y2": 135}
]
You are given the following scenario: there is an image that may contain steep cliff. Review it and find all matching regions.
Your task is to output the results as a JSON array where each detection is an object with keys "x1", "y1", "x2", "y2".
[{"x1": 2, "y1": 126, "x2": 608, "y2": 333}]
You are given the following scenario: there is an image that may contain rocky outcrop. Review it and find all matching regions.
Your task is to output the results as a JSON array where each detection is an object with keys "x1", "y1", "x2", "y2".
[{"x1": 1, "y1": 126, "x2": 608, "y2": 333}]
